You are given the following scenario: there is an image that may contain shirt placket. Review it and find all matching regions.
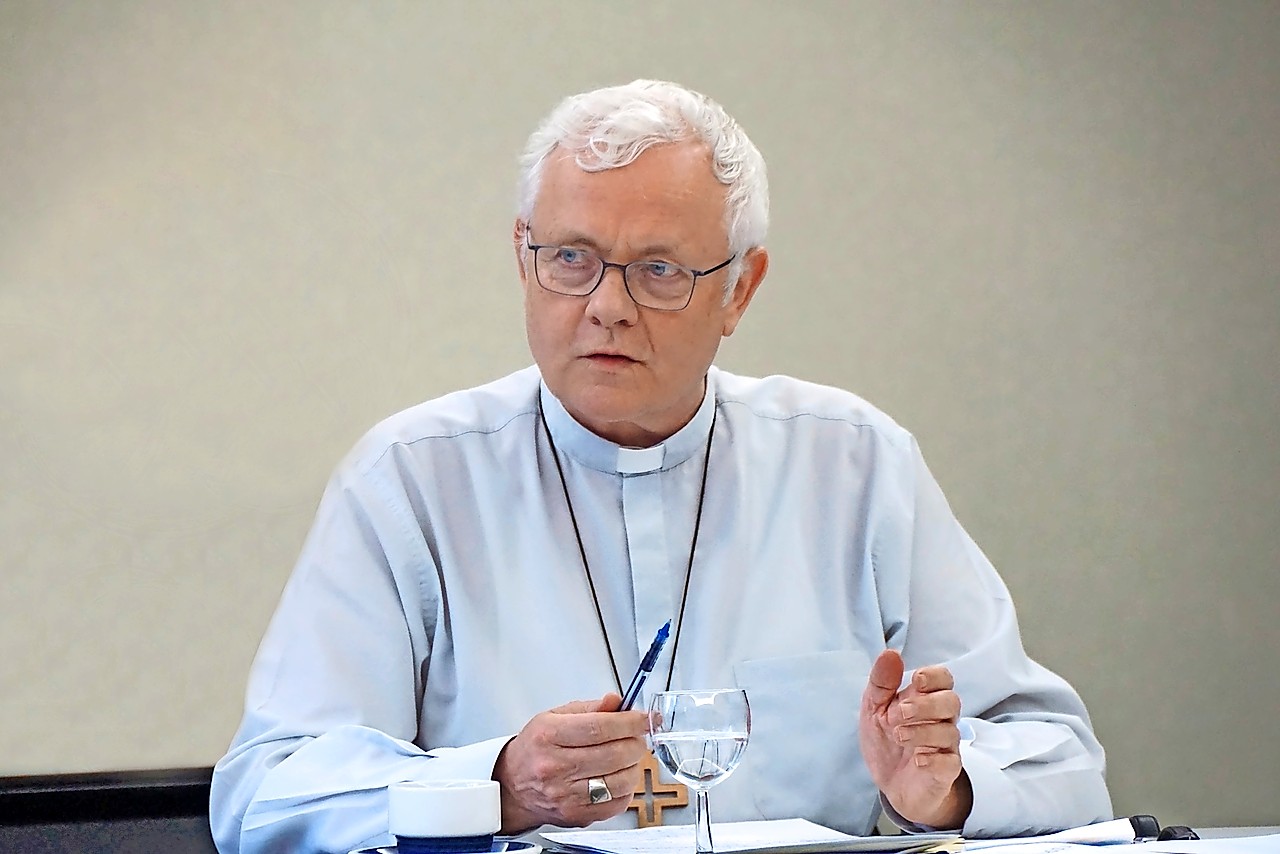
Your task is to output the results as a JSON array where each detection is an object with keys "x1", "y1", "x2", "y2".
[{"x1": 621, "y1": 469, "x2": 674, "y2": 709}]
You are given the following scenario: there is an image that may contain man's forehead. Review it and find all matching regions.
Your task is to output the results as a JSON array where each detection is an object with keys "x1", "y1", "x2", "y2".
[
  {"x1": 540, "y1": 141, "x2": 716, "y2": 190},
  {"x1": 532, "y1": 143, "x2": 727, "y2": 247}
]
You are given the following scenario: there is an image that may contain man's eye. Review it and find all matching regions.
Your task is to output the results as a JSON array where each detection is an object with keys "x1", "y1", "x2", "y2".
[
  {"x1": 639, "y1": 261, "x2": 680, "y2": 279},
  {"x1": 554, "y1": 248, "x2": 591, "y2": 266}
]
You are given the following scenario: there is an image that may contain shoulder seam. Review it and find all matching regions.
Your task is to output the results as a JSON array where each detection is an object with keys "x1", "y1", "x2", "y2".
[
  {"x1": 717, "y1": 398, "x2": 912, "y2": 449},
  {"x1": 357, "y1": 408, "x2": 538, "y2": 475}
]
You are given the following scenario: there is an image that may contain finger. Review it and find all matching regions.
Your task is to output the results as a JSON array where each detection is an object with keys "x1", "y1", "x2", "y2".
[
  {"x1": 553, "y1": 710, "x2": 650, "y2": 748},
  {"x1": 563, "y1": 735, "x2": 650, "y2": 779},
  {"x1": 551, "y1": 695, "x2": 612, "y2": 715},
  {"x1": 579, "y1": 761, "x2": 642, "y2": 807},
  {"x1": 863, "y1": 649, "x2": 905, "y2": 710},
  {"x1": 559, "y1": 763, "x2": 643, "y2": 826},
  {"x1": 910, "y1": 664, "x2": 955, "y2": 693},
  {"x1": 908, "y1": 750, "x2": 964, "y2": 790},
  {"x1": 894, "y1": 721, "x2": 961, "y2": 753},
  {"x1": 899, "y1": 690, "x2": 962, "y2": 724}
]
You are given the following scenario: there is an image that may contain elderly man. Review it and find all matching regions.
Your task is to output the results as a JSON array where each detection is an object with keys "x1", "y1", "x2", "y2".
[{"x1": 210, "y1": 79, "x2": 1112, "y2": 854}]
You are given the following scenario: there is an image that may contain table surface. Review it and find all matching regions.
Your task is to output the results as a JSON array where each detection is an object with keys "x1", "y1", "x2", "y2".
[{"x1": 1195, "y1": 826, "x2": 1280, "y2": 838}]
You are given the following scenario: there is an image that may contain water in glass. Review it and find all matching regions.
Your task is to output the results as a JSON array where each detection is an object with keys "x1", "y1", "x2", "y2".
[{"x1": 648, "y1": 689, "x2": 751, "y2": 854}]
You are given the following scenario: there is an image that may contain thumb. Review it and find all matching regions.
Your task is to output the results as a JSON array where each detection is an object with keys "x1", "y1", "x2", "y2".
[{"x1": 863, "y1": 649, "x2": 905, "y2": 712}]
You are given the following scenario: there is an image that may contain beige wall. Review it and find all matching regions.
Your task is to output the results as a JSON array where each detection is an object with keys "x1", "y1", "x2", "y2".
[{"x1": 2, "y1": 0, "x2": 1277, "y2": 829}]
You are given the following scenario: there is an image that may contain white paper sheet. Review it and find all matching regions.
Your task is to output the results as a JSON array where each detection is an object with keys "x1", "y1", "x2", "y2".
[
  {"x1": 543, "y1": 818, "x2": 960, "y2": 854},
  {"x1": 1132, "y1": 834, "x2": 1280, "y2": 853},
  {"x1": 963, "y1": 819, "x2": 1139, "y2": 849}
]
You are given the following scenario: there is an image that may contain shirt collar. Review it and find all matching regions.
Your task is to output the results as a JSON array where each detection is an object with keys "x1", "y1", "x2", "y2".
[{"x1": 539, "y1": 371, "x2": 718, "y2": 475}]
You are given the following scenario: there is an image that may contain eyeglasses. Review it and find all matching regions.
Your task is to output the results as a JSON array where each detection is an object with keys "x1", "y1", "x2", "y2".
[{"x1": 524, "y1": 226, "x2": 734, "y2": 311}]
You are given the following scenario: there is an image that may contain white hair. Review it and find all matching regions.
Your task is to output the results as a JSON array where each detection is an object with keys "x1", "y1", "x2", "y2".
[{"x1": 516, "y1": 79, "x2": 769, "y2": 298}]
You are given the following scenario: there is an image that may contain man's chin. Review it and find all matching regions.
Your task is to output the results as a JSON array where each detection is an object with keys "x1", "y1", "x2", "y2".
[
  {"x1": 564, "y1": 394, "x2": 640, "y2": 427},
  {"x1": 557, "y1": 391, "x2": 652, "y2": 444}
]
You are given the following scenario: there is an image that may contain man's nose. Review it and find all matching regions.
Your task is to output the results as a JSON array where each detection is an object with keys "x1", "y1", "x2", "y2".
[{"x1": 585, "y1": 265, "x2": 639, "y2": 326}]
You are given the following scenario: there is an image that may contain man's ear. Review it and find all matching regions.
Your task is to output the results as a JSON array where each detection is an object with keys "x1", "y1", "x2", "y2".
[
  {"x1": 722, "y1": 247, "x2": 769, "y2": 337},
  {"x1": 512, "y1": 219, "x2": 529, "y2": 288}
]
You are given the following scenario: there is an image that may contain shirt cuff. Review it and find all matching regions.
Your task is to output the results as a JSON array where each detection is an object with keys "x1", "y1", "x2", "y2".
[
  {"x1": 878, "y1": 794, "x2": 943, "y2": 834},
  {"x1": 418, "y1": 735, "x2": 514, "y2": 781},
  {"x1": 955, "y1": 734, "x2": 1020, "y2": 837}
]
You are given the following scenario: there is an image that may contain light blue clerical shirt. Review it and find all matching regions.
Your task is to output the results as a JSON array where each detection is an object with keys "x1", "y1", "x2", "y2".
[{"x1": 210, "y1": 366, "x2": 1111, "y2": 854}]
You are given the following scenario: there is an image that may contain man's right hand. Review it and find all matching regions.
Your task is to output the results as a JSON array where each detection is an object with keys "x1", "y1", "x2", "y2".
[{"x1": 492, "y1": 693, "x2": 650, "y2": 833}]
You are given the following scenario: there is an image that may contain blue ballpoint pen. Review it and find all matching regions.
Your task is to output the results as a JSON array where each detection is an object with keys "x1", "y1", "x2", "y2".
[{"x1": 619, "y1": 620, "x2": 671, "y2": 711}]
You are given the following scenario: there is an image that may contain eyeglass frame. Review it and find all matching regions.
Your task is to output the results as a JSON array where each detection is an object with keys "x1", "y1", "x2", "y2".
[{"x1": 523, "y1": 224, "x2": 736, "y2": 312}]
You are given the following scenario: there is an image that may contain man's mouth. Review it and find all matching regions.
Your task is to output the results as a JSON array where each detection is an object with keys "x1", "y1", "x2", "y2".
[{"x1": 584, "y1": 352, "x2": 639, "y2": 365}]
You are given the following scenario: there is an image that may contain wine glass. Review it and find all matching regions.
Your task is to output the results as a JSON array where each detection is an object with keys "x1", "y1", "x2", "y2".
[{"x1": 648, "y1": 689, "x2": 751, "y2": 854}]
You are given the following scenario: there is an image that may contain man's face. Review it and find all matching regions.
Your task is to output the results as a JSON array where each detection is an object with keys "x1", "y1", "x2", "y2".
[{"x1": 516, "y1": 142, "x2": 766, "y2": 447}]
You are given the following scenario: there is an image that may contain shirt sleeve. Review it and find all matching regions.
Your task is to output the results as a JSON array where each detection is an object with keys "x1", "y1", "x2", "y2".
[
  {"x1": 209, "y1": 465, "x2": 508, "y2": 854},
  {"x1": 214, "y1": 729, "x2": 510, "y2": 854},
  {"x1": 873, "y1": 438, "x2": 1113, "y2": 837}
]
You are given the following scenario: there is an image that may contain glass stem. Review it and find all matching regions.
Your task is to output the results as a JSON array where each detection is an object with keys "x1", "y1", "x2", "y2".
[{"x1": 694, "y1": 788, "x2": 713, "y2": 854}]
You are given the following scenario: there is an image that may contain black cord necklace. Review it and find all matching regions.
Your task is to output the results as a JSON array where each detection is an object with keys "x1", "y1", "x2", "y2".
[{"x1": 538, "y1": 394, "x2": 716, "y2": 695}]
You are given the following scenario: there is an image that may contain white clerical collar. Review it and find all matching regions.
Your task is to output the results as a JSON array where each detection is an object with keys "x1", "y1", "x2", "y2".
[{"x1": 538, "y1": 370, "x2": 718, "y2": 475}]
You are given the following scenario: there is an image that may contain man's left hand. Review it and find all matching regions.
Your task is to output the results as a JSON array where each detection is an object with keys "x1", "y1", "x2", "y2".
[{"x1": 859, "y1": 649, "x2": 973, "y2": 830}]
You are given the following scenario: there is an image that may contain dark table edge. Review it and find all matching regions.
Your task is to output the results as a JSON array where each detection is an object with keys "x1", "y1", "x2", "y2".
[{"x1": 0, "y1": 767, "x2": 213, "y2": 825}]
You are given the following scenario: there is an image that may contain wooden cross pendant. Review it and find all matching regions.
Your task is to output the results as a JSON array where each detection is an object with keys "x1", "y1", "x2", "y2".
[{"x1": 626, "y1": 752, "x2": 689, "y2": 827}]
